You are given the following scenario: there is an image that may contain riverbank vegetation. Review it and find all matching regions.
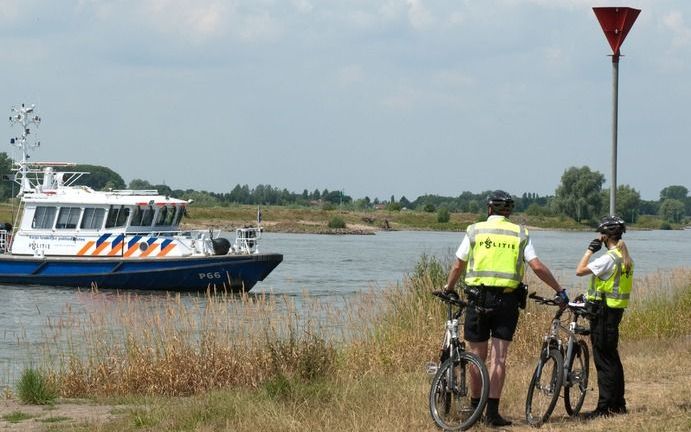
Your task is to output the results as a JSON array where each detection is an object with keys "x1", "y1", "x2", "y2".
[
  {"x1": 0, "y1": 153, "x2": 688, "y2": 232},
  {"x1": 6, "y1": 260, "x2": 689, "y2": 431}
]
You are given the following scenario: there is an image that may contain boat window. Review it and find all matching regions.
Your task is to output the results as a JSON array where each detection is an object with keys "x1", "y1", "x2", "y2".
[
  {"x1": 141, "y1": 206, "x2": 154, "y2": 226},
  {"x1": 130, "y1": 206, "x2": 143, "y2": 226},
  {"x1": 116, "y1": 206, "x2": 130, "y2": 227},
  {"x1": 81, "y1": 208, "x2": 106, "y2": 230},
  {"x1": 164, "y1": 206, "x2": 176, "y2": 225},
  {"x1": 105, "y1": 205, "x2": 131, "y2": 228},
  {"x1": 172, "y1": 206, "x2": 185, "y2": 226},
  {"x1": 32, "y1": 206, "x2": 57, "y2": 229},
  {"x1": 154, "y1": 206, "x2": 168, "y2": 226},
  {"x1": 56, "y1": 207, "x2": 81, "y2": 229}
]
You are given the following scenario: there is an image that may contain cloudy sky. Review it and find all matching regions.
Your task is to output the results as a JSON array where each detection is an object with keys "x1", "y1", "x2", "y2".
[{"x1": 2, "y1": 0, "x2": 689, "y2": 201}]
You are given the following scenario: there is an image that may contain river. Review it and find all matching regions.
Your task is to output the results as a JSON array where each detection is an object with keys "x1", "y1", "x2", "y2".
[{"x1": 1, "y1": 228, "x2": 689, "y2": 385}]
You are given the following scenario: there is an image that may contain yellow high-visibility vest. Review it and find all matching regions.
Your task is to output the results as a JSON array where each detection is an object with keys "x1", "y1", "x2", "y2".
[
  {"x1": 587, "y1": 248, "x2": 633, "y2": 309},
  {"x1": 464, "y1": 217, "x2": 528, "y2": 290}
]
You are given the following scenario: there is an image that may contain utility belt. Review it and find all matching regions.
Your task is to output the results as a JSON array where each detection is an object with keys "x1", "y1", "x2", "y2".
[{"x1": 464, "y1": 283, "x2": 528, "y2": 311}]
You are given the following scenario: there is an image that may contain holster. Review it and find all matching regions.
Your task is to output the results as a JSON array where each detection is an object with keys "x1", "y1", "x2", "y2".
[
  {"x1": 464, "y1": 285, "x2": 488, "y2": 309},
  {"x1": 516, "y1": 283, "x2": 528, "y2": 310}
]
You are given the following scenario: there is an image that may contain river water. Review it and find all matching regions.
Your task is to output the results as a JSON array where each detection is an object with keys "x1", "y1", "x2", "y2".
[{"x1": 1, "y1": 228, "x2": 690, "y2": 385}]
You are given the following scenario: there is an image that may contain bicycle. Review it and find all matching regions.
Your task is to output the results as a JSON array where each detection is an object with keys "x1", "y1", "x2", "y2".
[
  {"x1": 426, "y1": 290, "x2": 490, "y2": 431},
  {"x1": 525, "y1": 292, "x2": 592, "y2": 427}
]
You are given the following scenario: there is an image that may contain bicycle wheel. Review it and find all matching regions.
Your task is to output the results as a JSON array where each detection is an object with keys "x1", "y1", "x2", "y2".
[
  {"x1": 429, "y1": 351, "x2": 489, "y2": 431},
  {"x1": 525, "y1": 348, "x2": 564, "y2": 427},
  {"x1": 564, "y1": 340, "x2": 590, "y2": 416}
]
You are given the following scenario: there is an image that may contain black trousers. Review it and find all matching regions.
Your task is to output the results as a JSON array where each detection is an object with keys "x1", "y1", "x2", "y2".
[{"x1": 589, "y1": 306, "x2": 626, "y2": 412}]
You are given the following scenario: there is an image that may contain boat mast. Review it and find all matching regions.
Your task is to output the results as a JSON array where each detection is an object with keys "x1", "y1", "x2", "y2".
[{"x1": 9, "y1": 104, "x2": 41, "y2": 195}]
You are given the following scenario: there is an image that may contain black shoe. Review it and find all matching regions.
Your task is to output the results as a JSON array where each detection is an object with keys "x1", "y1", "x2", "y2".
[
  {"x1": 581, "y1": 409, "x2": 611, "y2": 420},
  {"x1": 610, "y1": 406, "x2": 627, "y2": 415},
  {"x1": 484, "y1": 414, "x2": 512, "y2": 427}
]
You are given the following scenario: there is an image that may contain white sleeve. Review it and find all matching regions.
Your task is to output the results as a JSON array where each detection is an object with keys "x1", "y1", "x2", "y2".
[
  {"x1": 455, "y1": 235, "x2": 470, "y2": 261},
  {"x1": 587, "y1": 254, "x2": 616, "y2": 280},
  {"x1": 523, "y1": 238, "x2": 537, "y2": 262}
]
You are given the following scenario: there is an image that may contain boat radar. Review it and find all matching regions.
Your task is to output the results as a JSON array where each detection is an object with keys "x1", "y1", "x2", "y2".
[{"x1": 9, "y1": 104, "x2": 42, "y2": 195}]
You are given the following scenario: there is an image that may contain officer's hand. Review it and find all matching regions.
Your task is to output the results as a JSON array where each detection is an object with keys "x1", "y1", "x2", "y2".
[
  {"x1": 587, "y1": 238, "x2": 602, "y2": 253},
  {"x1": 556, "y1": 290, "x2": 569, "y2": 306}
]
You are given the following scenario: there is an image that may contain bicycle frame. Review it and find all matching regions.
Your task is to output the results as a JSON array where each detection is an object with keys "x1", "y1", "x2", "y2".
[
  {"x1": 427, "y1": 295, "x2": 465, "y2": 374},
  {"x1": 537, "y1": 306, "x2": 583, "y2": 387},
  {"x1": 427, "y1": 290, "x2": 489, "y2": 431},
  {"x1": 526, "y1": 292, "x2": 591, "y2": 426}
]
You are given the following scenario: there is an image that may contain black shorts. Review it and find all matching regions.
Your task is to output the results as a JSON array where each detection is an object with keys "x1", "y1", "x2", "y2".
[{"x1": 464, "y1": 290, "x2": 520, "y2": 342}]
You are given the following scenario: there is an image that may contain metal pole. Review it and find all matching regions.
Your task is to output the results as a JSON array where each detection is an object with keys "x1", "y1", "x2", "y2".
[{"x1": 610, "y1": 55, "x2": 619, "y2": 216}]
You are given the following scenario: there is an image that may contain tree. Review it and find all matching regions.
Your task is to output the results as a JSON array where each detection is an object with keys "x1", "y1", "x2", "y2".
[
  {"x1": 659, "y1": 199, "x2": 685, "y2": 223},
  {"x1": 552, "y1": 166, "x2": 605, "y2": 222},
  {"x1": 0, "y1": 152, "x2": 16, "y2": 201},
  {"x1": 603, "y1": 185, "x2": 641, "y2": 223},
  {"x1": 660, "y1": 185, "x2": 688, "y2": 202},
  {"x1": 129, "y1": 178, "x2": 154, "y2": 190},
  {"x1": 73, "y1": 164, "x2": 126, "y2": 190}
]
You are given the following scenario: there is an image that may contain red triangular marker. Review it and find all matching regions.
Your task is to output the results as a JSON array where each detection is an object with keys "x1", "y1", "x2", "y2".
[{"x1": 593, "y1": 7, "x2": 641, "y2": 56}]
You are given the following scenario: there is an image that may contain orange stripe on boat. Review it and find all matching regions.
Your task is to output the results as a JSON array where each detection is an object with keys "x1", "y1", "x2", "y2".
[
  {"x1": 77, "y1": 241, "x2": 95, "y2": 256},
  {"x1": 140, "y1": 243, "x2": 159, "y2": 257},
  {"x1": 107, "y1": 244, "x2": 124, "y2": 256},
  {"x1": 157, "y1": 243, "x2": 176, "y2": 257},
  {"x1": 91, "y1": 241, "x2": 110, "y2": 256},
  {"x1": 124, "y1": 244, "x2": 140, "y2": 257}
]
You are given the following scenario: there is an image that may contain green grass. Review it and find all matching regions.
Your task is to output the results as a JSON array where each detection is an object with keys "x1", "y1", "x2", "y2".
[
  {"x1": 2, "y1": 410, "x2": 35, "y2": 423},
  {"x1": 16, "y1": 367, "x2": 58, "y2": 405},
  {"x1": 38, "y1": 415, "x2": 72, "y2": 423}
]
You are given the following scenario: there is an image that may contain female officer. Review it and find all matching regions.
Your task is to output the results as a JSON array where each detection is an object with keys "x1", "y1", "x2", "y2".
[{"x1": 576, "y1": 215, "x2": 633, "y2": 418}]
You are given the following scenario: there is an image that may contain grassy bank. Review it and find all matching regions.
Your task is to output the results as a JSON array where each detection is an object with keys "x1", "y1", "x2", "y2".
[
  {"x1": 5, "y1": 261, "x2": 689, "y2": 431},
  {"x1": 0, "y1": 201, "x2": 683, "y2": 234}
]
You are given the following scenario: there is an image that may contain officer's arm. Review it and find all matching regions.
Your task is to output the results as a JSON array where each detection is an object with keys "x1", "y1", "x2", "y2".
[
  {"x1": 444, "y1": 258, "x2": 467, "y2": 293},
  {"x1": 576, "y1": 250, "x2": 594, "y2": 276},
  {"x1": 528, "y1": 258, "x2": 563, "y2": 293}
]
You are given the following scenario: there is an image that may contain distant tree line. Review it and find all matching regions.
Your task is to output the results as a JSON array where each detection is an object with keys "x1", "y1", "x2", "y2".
[{"x1": 0, "y1": 153, "x2": 687, "y2": 225}]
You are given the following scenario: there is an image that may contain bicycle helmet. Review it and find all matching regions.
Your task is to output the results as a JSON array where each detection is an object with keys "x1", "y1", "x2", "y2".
[
  {"x1": 486, "y1": 190, "x2": 514, "y2": 215},
  {"x1": 597, "y1": 215, "x2": 626, "y2": 238}
]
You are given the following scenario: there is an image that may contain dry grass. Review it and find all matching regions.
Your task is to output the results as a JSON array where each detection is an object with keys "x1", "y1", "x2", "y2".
[{"x1": 26, "y1": 263, "x2": 691, "y2": 431}]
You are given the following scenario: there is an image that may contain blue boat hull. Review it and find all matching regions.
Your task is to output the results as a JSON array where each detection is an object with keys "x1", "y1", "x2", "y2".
[{"x1": 0, "y1": 253, "x2": 283, "y2": 291}]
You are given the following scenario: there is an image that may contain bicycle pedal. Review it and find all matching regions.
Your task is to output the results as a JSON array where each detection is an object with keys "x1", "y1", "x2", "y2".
[{"x1": 425, "y1": 362, "x2": 439, "y2": 375}]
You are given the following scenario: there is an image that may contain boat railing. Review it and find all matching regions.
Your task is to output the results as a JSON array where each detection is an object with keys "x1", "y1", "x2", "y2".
[
  {"x1": 125, "y1": 228, "x2": 262, "y2": 255},
  {"x1": 234, "y1": 227, "x2": 262, "y2": 254},
  {"x1": 0, "y1": 230, "x2": 8, "y2": 254},
  {"x1": 111, "y1": 189, "x2": 160, "y2": 195}
]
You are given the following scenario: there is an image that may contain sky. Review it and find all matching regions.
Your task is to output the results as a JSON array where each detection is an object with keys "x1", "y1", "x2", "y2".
[{"x1": 2, "y1": 0, "x2": 689, "y2": 201}]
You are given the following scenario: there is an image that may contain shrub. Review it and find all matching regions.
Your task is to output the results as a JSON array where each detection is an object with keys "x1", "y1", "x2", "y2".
[
  {"x1": 436, "y1": 207, "x2": 450, "y2": 223},
  {"x1": 16, "y1": 368, "x2": 57, "y2": 405},
  {"x1": 423, "y1": 204, "x2": 436, "y2": 213},
  {"x1": 327, "y1": 216, "x2": 346, "y2": 229}
]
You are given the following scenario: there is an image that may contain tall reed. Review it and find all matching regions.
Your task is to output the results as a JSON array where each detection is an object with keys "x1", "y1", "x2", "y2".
[{"x1": 39, "y1": 259, "x2": 690, "y2": 402}]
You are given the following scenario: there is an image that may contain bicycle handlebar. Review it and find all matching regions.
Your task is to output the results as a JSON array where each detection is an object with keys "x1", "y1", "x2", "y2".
[
  {"x1": 529, "y1": 291, "x2": 592, "y2": 317},
  {"x1": 432, "y1": 290, "x2": 468, "y2": 308},
  {"x1": 528, "y1": 291, "x2": 560, "y2": 306}
]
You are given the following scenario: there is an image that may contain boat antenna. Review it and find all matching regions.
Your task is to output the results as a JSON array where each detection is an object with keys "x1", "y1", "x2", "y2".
[{"x1": 9, "y1": 104, "x2": 41, "y2": 195}]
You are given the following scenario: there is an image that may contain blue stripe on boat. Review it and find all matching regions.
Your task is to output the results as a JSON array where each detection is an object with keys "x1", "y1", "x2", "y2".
[
  {"x1": 96, "y1": 233, "x2": 111, "y2": 247},
  {"x1": 128, "y1": 235, "x2": 142, "y2": 248}
]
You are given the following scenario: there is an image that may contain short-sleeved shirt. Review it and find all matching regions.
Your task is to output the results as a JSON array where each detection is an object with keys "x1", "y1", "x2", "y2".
[
  {"x1": 587, "y1": 250, "x2": 616, "y2": 280},
  {"x1": 455, "y1": 215, "x2": 537, "y2": 263}
]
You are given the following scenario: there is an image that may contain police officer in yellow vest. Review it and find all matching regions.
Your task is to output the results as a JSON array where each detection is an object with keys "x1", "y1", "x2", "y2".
[
  {"x1": 444, "y1": 190, "x2": 567, "y2": 426},
  {"x1": 576, "y1": 215, "x2": 633, "y2": 419}
]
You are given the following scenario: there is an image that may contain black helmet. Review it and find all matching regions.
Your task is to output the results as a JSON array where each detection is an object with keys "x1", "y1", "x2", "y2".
[
  {"x1": 487, "y1": 190, "x2": 514, "y2": 214},
  {"x1": 597, "y1": 215, "x2": 626, "y2": 237}
]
